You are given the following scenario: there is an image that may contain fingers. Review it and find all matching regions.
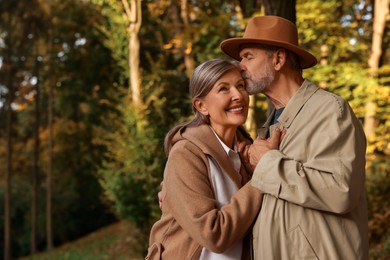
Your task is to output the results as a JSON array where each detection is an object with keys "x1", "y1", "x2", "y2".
[
  {"x1": 239, "y1": 144, "x2": 250, "y2": 163},
  {"x1": 268, "y1": 128, "x2": 281, "y2": 148},
  {"x1": 244, "y1": 145, "x2": 251, "y2": 163},
  {"x1": 253, "y1": 138, "x2": 263, "y2": 145},
  {"x1": 242, "y1": 128, "x2": 285, "y2": 170},
  {"x1": 237, "y1": 141, "x2": 247, "y2": 153},
  {"x1": 280, "y1": 129, "x2": 287, "y2": 142},
  {"x1": 239, "y1": 144, "x2": 255, "y2": 172}
]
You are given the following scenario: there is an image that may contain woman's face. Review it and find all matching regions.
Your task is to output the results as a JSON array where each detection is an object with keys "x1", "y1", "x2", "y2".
[{"x1": 195, "y1": 68, "x2": 249, "y2": 136}]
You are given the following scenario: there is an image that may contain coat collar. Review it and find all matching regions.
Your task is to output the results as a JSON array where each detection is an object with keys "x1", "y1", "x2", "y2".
[
  {"x1": 258, "y1": 79, "x2": 319, "y2": 138},
  {"x1": 277, "y1": 79, "x2": 319, "y2": 128},
  {"x1": 175, "y1": 124, "x2": 247, "y2": 188}
]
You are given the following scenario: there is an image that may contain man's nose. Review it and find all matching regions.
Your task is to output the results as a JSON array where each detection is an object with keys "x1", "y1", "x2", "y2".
[{"x1": 239, "y1": 61, "x2": 246, "y2": 70}]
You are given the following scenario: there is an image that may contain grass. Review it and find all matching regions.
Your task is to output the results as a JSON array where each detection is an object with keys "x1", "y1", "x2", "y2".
[
  {"x1": 19, "y1": 220, "x2": 146, "y2": 260},
  {"x1": 18, "y1": 219, "x2": 390, "y2": 259}
]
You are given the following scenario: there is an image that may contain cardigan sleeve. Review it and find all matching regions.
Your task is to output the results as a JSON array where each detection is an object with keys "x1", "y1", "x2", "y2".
[
  {"x1": 164, "y1": 140, "x2": 263, "y2": 253},
  {"x1": 251, "y1": 94, "x2": 366, "y2": 214}
]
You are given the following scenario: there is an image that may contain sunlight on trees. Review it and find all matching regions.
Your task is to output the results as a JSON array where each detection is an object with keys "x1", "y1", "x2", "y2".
[{"x1": 0, "y1": 0, "x2": 389, "y2": 258}]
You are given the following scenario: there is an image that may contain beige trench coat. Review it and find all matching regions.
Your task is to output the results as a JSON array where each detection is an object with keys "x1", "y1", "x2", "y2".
[
  {"x1": 251, "y1": 80, "x2": 369, "y2": 260},
  {"x1": 147, "y1": 125, "x2": 262, "y2": 260}
]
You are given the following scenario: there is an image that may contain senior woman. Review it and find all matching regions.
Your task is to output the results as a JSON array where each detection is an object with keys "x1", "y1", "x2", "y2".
[{"x1": 146, "y1": 59, "x2": 263, "y2": 260}]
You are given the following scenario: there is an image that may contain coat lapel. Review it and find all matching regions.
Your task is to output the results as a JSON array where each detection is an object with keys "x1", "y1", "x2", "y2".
[
  {"x1": 182, "y1": 125, "x2": 243, "y2": 188},
  {"x1": 258, "y1": 80, "x2": 320, "y2": 148}
]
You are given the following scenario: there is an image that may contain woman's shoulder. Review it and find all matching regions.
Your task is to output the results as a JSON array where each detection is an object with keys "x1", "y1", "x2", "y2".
[{"x1": 169, "y1": 137, "x2": 207, "y2": 162}]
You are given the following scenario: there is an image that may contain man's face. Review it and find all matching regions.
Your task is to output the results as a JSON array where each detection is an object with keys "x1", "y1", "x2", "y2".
[{"x1": 239, "y1": 46, "x2": 275, "y2": 95}]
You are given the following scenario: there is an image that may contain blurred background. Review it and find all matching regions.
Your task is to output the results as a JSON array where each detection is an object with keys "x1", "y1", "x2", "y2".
[{"x1": 0, "y1": 0, "x2": 389, "y2": 259}]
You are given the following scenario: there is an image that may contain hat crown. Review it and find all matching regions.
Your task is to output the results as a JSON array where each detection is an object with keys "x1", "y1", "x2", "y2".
[
  {"x1": 220, "y1": 16, "x2": 317, "y2": 69},
  {"x1": 244, "y1": 16, "x2": 299, "y2": 47}
]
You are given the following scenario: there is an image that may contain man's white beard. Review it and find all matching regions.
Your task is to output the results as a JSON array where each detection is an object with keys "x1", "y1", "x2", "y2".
[{"x1": 244, "y1": 63, "x2": 275, "y2": 95}]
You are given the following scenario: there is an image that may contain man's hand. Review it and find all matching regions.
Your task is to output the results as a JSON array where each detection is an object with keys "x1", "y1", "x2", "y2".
[{"x1": 239, "y1": 128, "x2": 285, "y2": 172}]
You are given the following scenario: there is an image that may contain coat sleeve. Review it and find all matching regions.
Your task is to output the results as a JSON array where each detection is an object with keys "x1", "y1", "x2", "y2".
[
  {"x1": 251, "y1": 95, "x2": 366, "y2": 214},
  {"x1": 164, "y1": 140, "x2": 263, "y2": 253}
]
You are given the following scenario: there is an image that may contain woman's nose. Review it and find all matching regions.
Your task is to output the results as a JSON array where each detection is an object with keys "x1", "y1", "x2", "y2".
[{"x1": 231, "y1": 87, "x2": 242, "y2": 101}]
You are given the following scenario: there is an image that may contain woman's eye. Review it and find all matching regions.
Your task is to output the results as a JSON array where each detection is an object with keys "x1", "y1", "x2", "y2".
[
  {"x1": 237, "y1": 83, "x2": 246, "y2": 89},
  {"x1": 219, "y1": 86, "x2": 228, "y2": 92}
]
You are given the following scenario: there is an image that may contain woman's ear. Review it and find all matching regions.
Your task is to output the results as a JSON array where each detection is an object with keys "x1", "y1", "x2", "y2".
[{"x1": 193, "y1": 99, "x2": 208, "y2": 116}]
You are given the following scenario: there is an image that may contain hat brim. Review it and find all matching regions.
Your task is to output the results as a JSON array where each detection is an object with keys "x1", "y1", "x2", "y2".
[{"x1": 220, "y1": 38, "x2": 317, "y2": 69}]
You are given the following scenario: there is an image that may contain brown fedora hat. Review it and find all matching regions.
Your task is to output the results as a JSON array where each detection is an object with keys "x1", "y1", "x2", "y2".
[{"x1": 220, "y1": 16, "x2": 317, "y2": 69}]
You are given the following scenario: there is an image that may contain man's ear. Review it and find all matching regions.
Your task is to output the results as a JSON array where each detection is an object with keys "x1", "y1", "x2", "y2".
[
  {"x1": 193, "y1": 99, "x2": 208, "y2": 116},
  {"x1": 274, "y1": 49, "x2": 286, "y2": 70}
]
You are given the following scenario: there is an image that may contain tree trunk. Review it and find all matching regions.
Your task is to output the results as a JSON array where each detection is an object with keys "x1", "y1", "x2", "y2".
[
  {"x1": 46, "y1": 27, "x2": 54, "y2": 250},
  {"x1": 365, "y1": 0, "x2": 389, "y2": 139},
  {"x1": 368, "y1": 0, "x2": 389, "y2": 70},
  {"x1": 262, "y1": 0, "x2": 296, "y2": 23},
  {"x1": 167, "y1": 0, "x2": 195, "y2": 78},
  {"x1": 180, "y1": 0, "x2": 195, "y2": 78},
  {"x1": 122, "y1": 0, "x2": 142, "y2": 107},
  {"x1": 31, "y1": 60, "x2": 41, "y2": 254},
  {"x1": 238, "y1": 0, "x2": 262, "y2": 18},
  {"x1": 319, "y1": 44, "x2": 329, "y2": 89},
  {"x1": 4, "y1": 57, "x2": 14, "y2": 260}
]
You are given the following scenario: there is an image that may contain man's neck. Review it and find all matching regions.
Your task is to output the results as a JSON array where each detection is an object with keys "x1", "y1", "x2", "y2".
[{"x1": 265, "y1": 74, "x2": 304, "y2": 109}]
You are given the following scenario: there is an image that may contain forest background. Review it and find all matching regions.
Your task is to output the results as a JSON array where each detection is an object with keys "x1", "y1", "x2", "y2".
[{"x1": 0, "y1": 0, "x2": 389, "y2": 259}]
